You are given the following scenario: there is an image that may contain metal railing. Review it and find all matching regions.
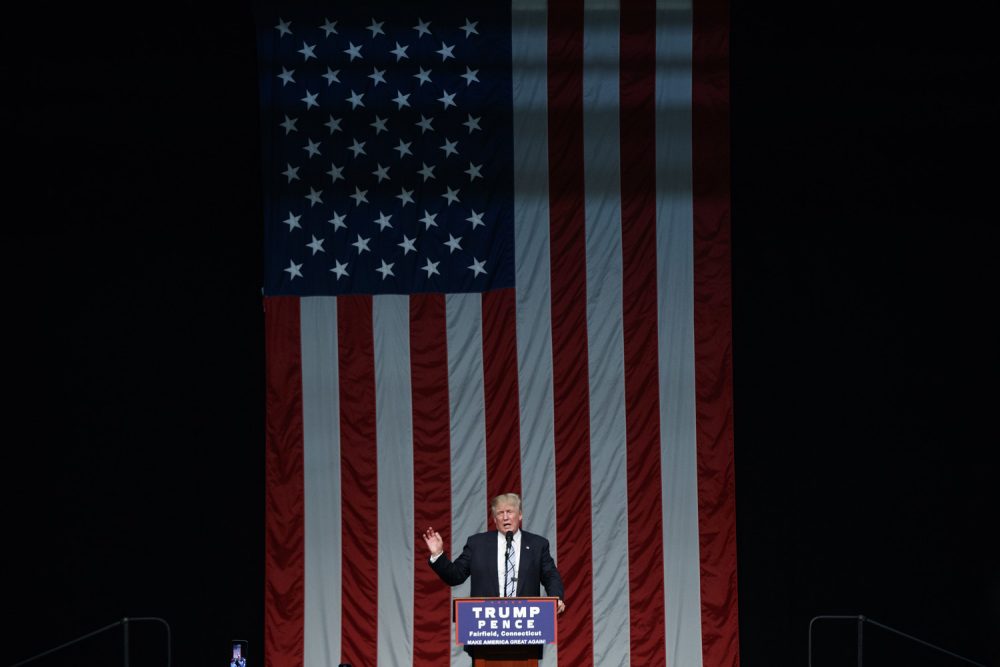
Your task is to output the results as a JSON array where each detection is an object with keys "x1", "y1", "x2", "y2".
[
  {"x1": 10, "y1": 617, "x2": 171, "y2": 667},
  {"x1": 808, "y1": 614, "x2": 985, "y2": 667}
]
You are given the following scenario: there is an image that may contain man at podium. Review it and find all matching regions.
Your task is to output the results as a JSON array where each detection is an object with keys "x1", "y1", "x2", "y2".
[
  {"x1": 421, "y1": 493, "x2": 565, "y2": 611},
  {"x1": 422, "y1": 493, "x2": 565, "y2": 661}
]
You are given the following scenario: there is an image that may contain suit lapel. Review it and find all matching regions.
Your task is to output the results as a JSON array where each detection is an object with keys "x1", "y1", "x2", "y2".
[
  {"x1": 515, "y1": 533, "x2": 530, "y2": 596},
  {"x1": 486, "y1": 532, "x2": 501, "y2": 597}
]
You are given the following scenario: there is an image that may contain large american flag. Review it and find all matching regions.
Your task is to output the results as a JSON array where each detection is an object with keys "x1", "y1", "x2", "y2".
[{"x1": 258, "y1": 1, "x2": 736, "y2": 666}]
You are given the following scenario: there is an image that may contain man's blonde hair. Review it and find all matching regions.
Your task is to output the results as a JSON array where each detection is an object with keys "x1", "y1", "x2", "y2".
[{"x1": 490, "y1": 492, "x2": 522, "y2": 515}]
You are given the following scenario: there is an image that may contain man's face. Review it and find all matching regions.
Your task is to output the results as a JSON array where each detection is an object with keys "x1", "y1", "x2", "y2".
[{"x1": 492, "y1": 502, "x2": 522, "y2": 534}]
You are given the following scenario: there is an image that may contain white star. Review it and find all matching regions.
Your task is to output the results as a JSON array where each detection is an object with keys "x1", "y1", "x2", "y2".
[
  {"x1": 319, "y1": 19, "x2": 338, "y2": 36},
  {"x1": 413, "y1": 18, "x2": 432, "y2": 37},
  {"x1": 348, "y1": 139, "x2": 366, "y2": 157},
  {"x1": 399, "y1": 236, "x2": 417, "y2": 255},
  {"x1": 330, "y1": 259, "x2": 349, "y2": 279},
  {"x1": 346, "y1": 90, "x2": 365, "y2": 109},
  {"x1": 373, "y1": 211, "x2": 393, "y2": 231},
  {"x1": 282, "y1": 164, "x2": 300, "y2": 182},
  {"x1": 283, "y1": 212, "x2": 302, "y2": 230},
  {"x1": 322, "y1": 67, "x2": 340, "y2": 85},
  {"x1": 298, "y1": 42, "x2": 317, "y2": 61},
  {"x1": 468, "y1": 258, "x2": 487, "y2": 277},
  {"x1": 372, "y1": 163, "x2": 391, "y2": 182},
  {"x1": 416, "y1": 115, "x2": 434, "y2": 133},
  {"x1": 396, "y1": 188, "x2": 414, "y2": 206},
  {"x1": 438, "y1": 90, "x2": 456, "y2": 109},
  {"x1": 442, "y1": 187, "x2": 460, "y2": 205},
  {"x1": 327, "y1": 163, "x2": 344, "y2": 182},
  {"x1": 275, "y1": 18, "x2": 292, "y2": 37},
  {"x1": 392, "y1": 90, "x2": 411, "y2": 109},
  {"x1": 463, "y1": 114, "x2": 482, "y2": 133},
  {"x1": 285, "y1": 260, "x2": 303, "y2": 279},
  {"x1": 307, "y1": 235, "x2": 325, "y2": 255},
  {"x1": 467, "y1": 210, "x2": 485, "y2": 228},
  {"x1": 376, "y1": 260, "x2": 395, "y2": 280},
  {"x1": 419, "y1": 210, "x2": 438, "y2": 229},
  {"x1": 277, "y1": 67, "x2": 295, "y2": 86},
  {"x1": 394, "y1": 140, "x2": 412, "y2": 158},
  {"x1": 461, "y1": 19, "x2": 479, "y2": 37},
  {"x1": 418, "y1": 163, "x2": 436, "y2": 181},
  {"x1": 369, "y1": 67, "x2": 386, "y2": 86},
  {"x1": 422, "y1": 258, "x2": 440, "y2": 277},
  {"x1": 440, "y1": 138, "x2": 459, "y2": 157},
  {"x1": 280, "y1": 115, "x2": 298, "y2": 134},
  {"x1": 305, "y1": 187, "x2": 323, "y2": 206},
  {"x1": 390, "y1": 42, "x2": 409, "y2": 61},
  {"x1": 413, "y1": 68, "x2": 432, "y2": 86},
  {"x1": 344, "y1": 42, "x2": 363, "y2": 61},
  {"x1": 352, "y1": 235, "x2": 371, "y2": 254},
  {"x1": 350, "y1": 187, "x2": 369, "y2": 206},
  {"x1": 445, "y1": 234, "x2": 463, "y2": 253},
  {"x1": 437, "y1": 42, "x2": 455, "y2": 61},
  {"x1": 303, "y1": 138, "x2": 322, "y2": 157},
  {"x1": 461, "y1": 67, "x2": 479, "y2": 85},
  {"x1": 367, "y1": 19, "x2": 385, "y2": 37},
  {"x1": 328, "y1": 212, "x2": 347, "y2": 231},
  {"x1": 465, "y1": 162, "x2": 483, "y2": 180},
  {"x1": 370, "y1": 115, "x2": 388, "y2": 134},
  {"x1": 301, "y1": 90, "x2": 319, "y2": 109},
  {"x1": 325, "y1": 115, "x2": 342, "y2": 133}
]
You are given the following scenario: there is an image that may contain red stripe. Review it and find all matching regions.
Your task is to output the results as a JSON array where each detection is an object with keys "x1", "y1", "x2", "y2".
[
  {"x1": 481, "y1": 288, "x2": 522, "y2": 505},
  {"x1": 264, "y1": 296, "x2": 305, "y2": 667},
  {"x1": 547, "y1": 2, "x2": 594, "y2": 664},
  {"x1": 409, "y1": 294, "x2": 453, "y2": 666},
  {"x1": 337, "y1": 295, "x2": 379, "y2": 667},
  {"x1": 692, "y1": 0, "x2": 741, "y2": 662},
  {"x1": 619, "y1": 0, "x2": 668, "y2": 663}
]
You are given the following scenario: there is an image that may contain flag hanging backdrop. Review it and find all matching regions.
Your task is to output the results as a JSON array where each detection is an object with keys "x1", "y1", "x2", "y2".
[{"x1": 258, "y1": 0, "x2": 735, "y2": 665}]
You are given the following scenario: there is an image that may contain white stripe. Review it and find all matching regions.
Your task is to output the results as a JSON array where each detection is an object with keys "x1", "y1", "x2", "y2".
[
  {"x1": 446, "y1": 293, "x2": 489, "y2": 667},
  {"x1": 583, "y1": 2, "x2": 631, "y2": 666},
  {"x1": 510, "y1": 0, "x2": 558, "y2": 562},
  {"x1": 655, "y1": 1, "x2": 704, "y2": 665},
  {"x1": 511, "y1": 2, "x2": 560, "y2": 665},
  {"x1": 301, "y1": 297, "x2": 342, "y2": 667},
  {"x1": 373, "y1": 296, "x2": 415, "y2": 667}
]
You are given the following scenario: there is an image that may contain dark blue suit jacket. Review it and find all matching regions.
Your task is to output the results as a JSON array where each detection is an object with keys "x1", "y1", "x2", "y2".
[{"x1": 430, "y1": 529, "x2": 565, "y2": 599}]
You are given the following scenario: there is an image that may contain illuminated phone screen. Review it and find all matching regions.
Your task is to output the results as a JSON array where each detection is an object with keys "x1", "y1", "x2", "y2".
[{"x1": 231, "y1": 641, "x2": 247, "y2": 667}]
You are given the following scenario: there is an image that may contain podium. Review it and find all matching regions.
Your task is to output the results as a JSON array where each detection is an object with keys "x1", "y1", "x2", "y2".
[
  {"x1": 471, "y1": 646, "x2": 539, "y2": 667},
  {"x1": 453, "y1": 597, "x2": 559, "y2": 667}
]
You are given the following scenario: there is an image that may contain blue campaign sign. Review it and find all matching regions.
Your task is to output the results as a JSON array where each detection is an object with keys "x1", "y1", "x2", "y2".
[{"x1": 454, "y1": 597, "x2": 558, "y2": 645}]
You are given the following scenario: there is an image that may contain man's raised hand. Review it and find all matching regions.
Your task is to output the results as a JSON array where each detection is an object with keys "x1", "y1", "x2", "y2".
[{"x1": 422, "y1": 526, "x2": 444, "y2": 557}]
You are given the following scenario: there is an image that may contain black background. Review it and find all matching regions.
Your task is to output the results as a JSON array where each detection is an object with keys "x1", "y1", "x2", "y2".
[{"x1": 4, "y1": 2, "x2": 997, "y2": 667}]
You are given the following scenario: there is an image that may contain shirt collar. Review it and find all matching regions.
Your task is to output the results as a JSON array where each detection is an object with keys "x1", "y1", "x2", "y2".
[{"x1": 498, "y1": 529, "x2": 521, "y2": 543}]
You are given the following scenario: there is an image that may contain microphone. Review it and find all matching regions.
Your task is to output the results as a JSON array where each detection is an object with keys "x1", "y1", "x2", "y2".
[{"x1": 505, "y1": 530, "x2": 514, "y2": 543}]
